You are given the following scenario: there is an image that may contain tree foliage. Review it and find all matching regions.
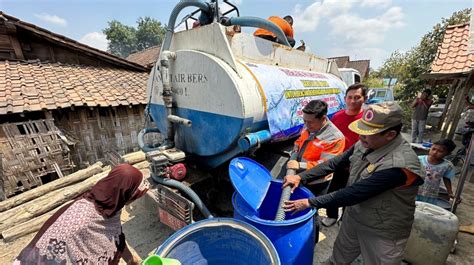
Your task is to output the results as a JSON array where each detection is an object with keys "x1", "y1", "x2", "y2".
[
  {"x1": 103, "y1": 17, "x2": 166, "y2": 58},
  {"x1": 364, "y1": 68, "x2": 385, "y2": 88},
  {"x1": 378, "y1": 8, "x2": 471, "y2": 101},
  {"x1": 135, "y1": 17, "x2": 167, "y2": 52}
]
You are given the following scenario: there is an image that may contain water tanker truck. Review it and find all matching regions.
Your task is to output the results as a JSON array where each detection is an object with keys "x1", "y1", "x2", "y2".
[{"x1": 139, "y1": 0, "x2": 347, "y2": 230}]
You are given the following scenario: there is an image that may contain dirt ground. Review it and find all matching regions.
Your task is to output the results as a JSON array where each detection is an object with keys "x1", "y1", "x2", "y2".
[{"x1": 1, "y1": 133, "x2": 473, "y2": 264}]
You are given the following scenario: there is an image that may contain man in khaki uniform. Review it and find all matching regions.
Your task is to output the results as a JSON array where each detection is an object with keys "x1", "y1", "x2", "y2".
[{"x1": 283, "y1": 102, "x2": 423, "y2": 265}]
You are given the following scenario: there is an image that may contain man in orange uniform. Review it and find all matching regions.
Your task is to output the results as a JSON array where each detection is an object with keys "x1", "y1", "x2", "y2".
[
  {"x1": 287, "y1": 100, "x2": 345, "y2": 195},
  {"x1": 254, "y1": 15, "x2": 296, "y2": 47}
]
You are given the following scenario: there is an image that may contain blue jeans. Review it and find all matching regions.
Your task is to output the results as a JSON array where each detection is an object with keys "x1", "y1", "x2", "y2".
[{"x1": 411, "y1": 119, "x2": 426, "y2": 143}]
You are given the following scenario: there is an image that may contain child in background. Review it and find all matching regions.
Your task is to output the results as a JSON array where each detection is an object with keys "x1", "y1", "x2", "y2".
[{"x1": 417, "y1": 139, "x2": 457, "y2": 205}]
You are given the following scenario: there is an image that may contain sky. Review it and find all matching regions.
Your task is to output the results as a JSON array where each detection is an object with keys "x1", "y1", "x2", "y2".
[{"x1": 0, "y1": 0, "x2": 472, "y2": 69}]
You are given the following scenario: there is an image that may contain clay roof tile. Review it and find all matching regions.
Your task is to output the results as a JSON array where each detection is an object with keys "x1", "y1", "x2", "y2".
[
  {"x1": 431, "y1": 23, "x2": 474, "y2": 74},
  {"x1": 0, "y1": 61, "x2": 148, "y2": 114}
]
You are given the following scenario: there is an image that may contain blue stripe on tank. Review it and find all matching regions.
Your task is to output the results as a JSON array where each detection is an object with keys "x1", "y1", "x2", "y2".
[{"x1": 149, "y1": 104, "x2": 254, "y2": 157}]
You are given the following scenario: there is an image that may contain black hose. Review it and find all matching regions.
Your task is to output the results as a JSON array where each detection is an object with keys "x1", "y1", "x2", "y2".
[
  {"x1": 275, "y1": 169, "x2": 295, "y2": 221},
  {"x1": 138, "y1": 128, "x2": 161, "y2": 153},
  {"x1": 151, "y1": 173, "x2": 214, "y2": 219},
  {"x1": 162, "y1": 0, "x2": 212, "y2": 51}
]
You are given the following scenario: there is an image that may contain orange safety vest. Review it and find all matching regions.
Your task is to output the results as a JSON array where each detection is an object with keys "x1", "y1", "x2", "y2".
[
  {"x1": 293, "y1": 121, "x2": 345, "y2": 170},
  {"x1": 254, "y1": 16, "x2": 294, "y2": 39}
]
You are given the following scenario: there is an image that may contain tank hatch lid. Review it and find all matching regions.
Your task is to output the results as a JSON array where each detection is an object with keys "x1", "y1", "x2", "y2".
[{"x1": 229, "y1": 157, "x2": 272, "y2": 212}]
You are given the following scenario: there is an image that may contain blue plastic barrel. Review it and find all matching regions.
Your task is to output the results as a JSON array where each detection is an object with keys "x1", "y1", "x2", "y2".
[
  {"x1": 155, "y1": 218, "x2": 280, "y2": 265},
  {"x1": 233, "y1": 180, "x2": 316, "y2": 265}
]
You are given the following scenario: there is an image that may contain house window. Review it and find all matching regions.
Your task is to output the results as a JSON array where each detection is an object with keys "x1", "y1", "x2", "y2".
[{"x1": 354, "y1": 74, "x2": 361, "y2": 83}]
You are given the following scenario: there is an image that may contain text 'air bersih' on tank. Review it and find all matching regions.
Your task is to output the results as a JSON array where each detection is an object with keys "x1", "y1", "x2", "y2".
[{"x1": 137, "y1": 1, "x2": 347, "y2": 264}]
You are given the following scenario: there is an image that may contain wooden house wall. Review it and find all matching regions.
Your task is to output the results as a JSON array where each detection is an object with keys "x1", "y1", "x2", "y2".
[
  {"x1": 0, "y1": 24, "x2": 117, "y2": 68},
  {"x1": 0, "y1": 119, "x2": 73, "y2": 198},
  {"x1": 0, "y1": 22, "x2": 17, "y2": 60},
  {"x1": 0, "y1": 105, "x2": 160, "y2": 199},
  {"x1": 53, "y1": 105, "x2": 157, "y2": 169}
]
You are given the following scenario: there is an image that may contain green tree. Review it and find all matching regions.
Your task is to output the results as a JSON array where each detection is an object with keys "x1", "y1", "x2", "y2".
[
  {"x1": 103, "y1": 17, "x2": 166, "y2": 58},
  {"x1": 378, "y1": 50, "x2": 409, "y2": 82},
  {"x1": 364, "y1": 68, "x2": 385, "y2": 88},
  {"x1": 135, "y1": 17, "x2": 167, "y2": 52},
  {"x1": 103, "y1": 20, "x2": 136, "y2": 58},
  {"x1": 379, "y1": 8, "x2": 471, "y2": 101}
]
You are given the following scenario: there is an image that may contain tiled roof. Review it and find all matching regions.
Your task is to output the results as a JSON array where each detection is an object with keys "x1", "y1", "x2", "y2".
[
  {"x1": 0, "y1": 60, "x2": 148, "y2": 114},
  {"x1": 328, "y1": 56, "x2": 370, "y2": 79},
  {"x1": 431, "y1": 23, "x2": 474, "y2": 74},
  {"x1": 127, "y1": 46, "x2": 161, "y2": 69},
  {"x1": 470, "y1": 12, "x2": 474, "y2": 54},
  {"x1": 329, "y1": 56, "x2": 350, "y2": 68},
  {"x1": 347, "y1": 60, "x2": 370, "y2": 79},
  {"x1": 0, "y1": 12, "x2": 146, "y2": 71}
]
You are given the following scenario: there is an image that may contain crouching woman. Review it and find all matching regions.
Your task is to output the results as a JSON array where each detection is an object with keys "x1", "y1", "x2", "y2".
[{"x1": 14, "y1": 164, "x2": 148, "y2": 265}]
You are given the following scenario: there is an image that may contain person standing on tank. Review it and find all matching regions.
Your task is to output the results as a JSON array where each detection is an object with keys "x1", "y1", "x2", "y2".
[{"x1": 254, "y1": 15, "x2": 296, "y2": 47}]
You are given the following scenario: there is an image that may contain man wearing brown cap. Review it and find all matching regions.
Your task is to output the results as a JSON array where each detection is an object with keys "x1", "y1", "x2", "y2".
[{"x1": 282, "y1": 102, "x2": 423, "y2": 265}]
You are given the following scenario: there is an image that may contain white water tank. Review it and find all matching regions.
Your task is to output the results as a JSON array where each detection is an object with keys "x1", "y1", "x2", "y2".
[
  {"x1": 403, "y1": 201, "x2": 458, "y2": 265},
  {"x1": 147, "y1": 23, "x2": 347, "y2": 165}
]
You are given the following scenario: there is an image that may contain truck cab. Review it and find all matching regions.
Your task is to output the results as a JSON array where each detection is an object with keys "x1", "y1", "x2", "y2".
[
  {"x1": 338, "y1": 68, "x2": 361, "y2": 86},
  {"x1": 366, "y1": 87, "x2": 394, "y2": 104}
]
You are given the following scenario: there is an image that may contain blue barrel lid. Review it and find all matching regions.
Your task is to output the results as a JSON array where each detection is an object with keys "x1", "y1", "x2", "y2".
[{"x1": 229, "y1": 157, "x2": 272, "y2": 211}]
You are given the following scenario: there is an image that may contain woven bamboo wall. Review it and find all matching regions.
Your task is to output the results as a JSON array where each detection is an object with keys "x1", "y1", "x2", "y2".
[
  {"x1": 0, "y1": 119, "x2": 73, "y2": 198},
  {"x1": 54, "y1": 105, "x2": 160, "y2": 169},
  {"x1": 0, "y1": 105, "x2": 161, "y2": 199}
]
